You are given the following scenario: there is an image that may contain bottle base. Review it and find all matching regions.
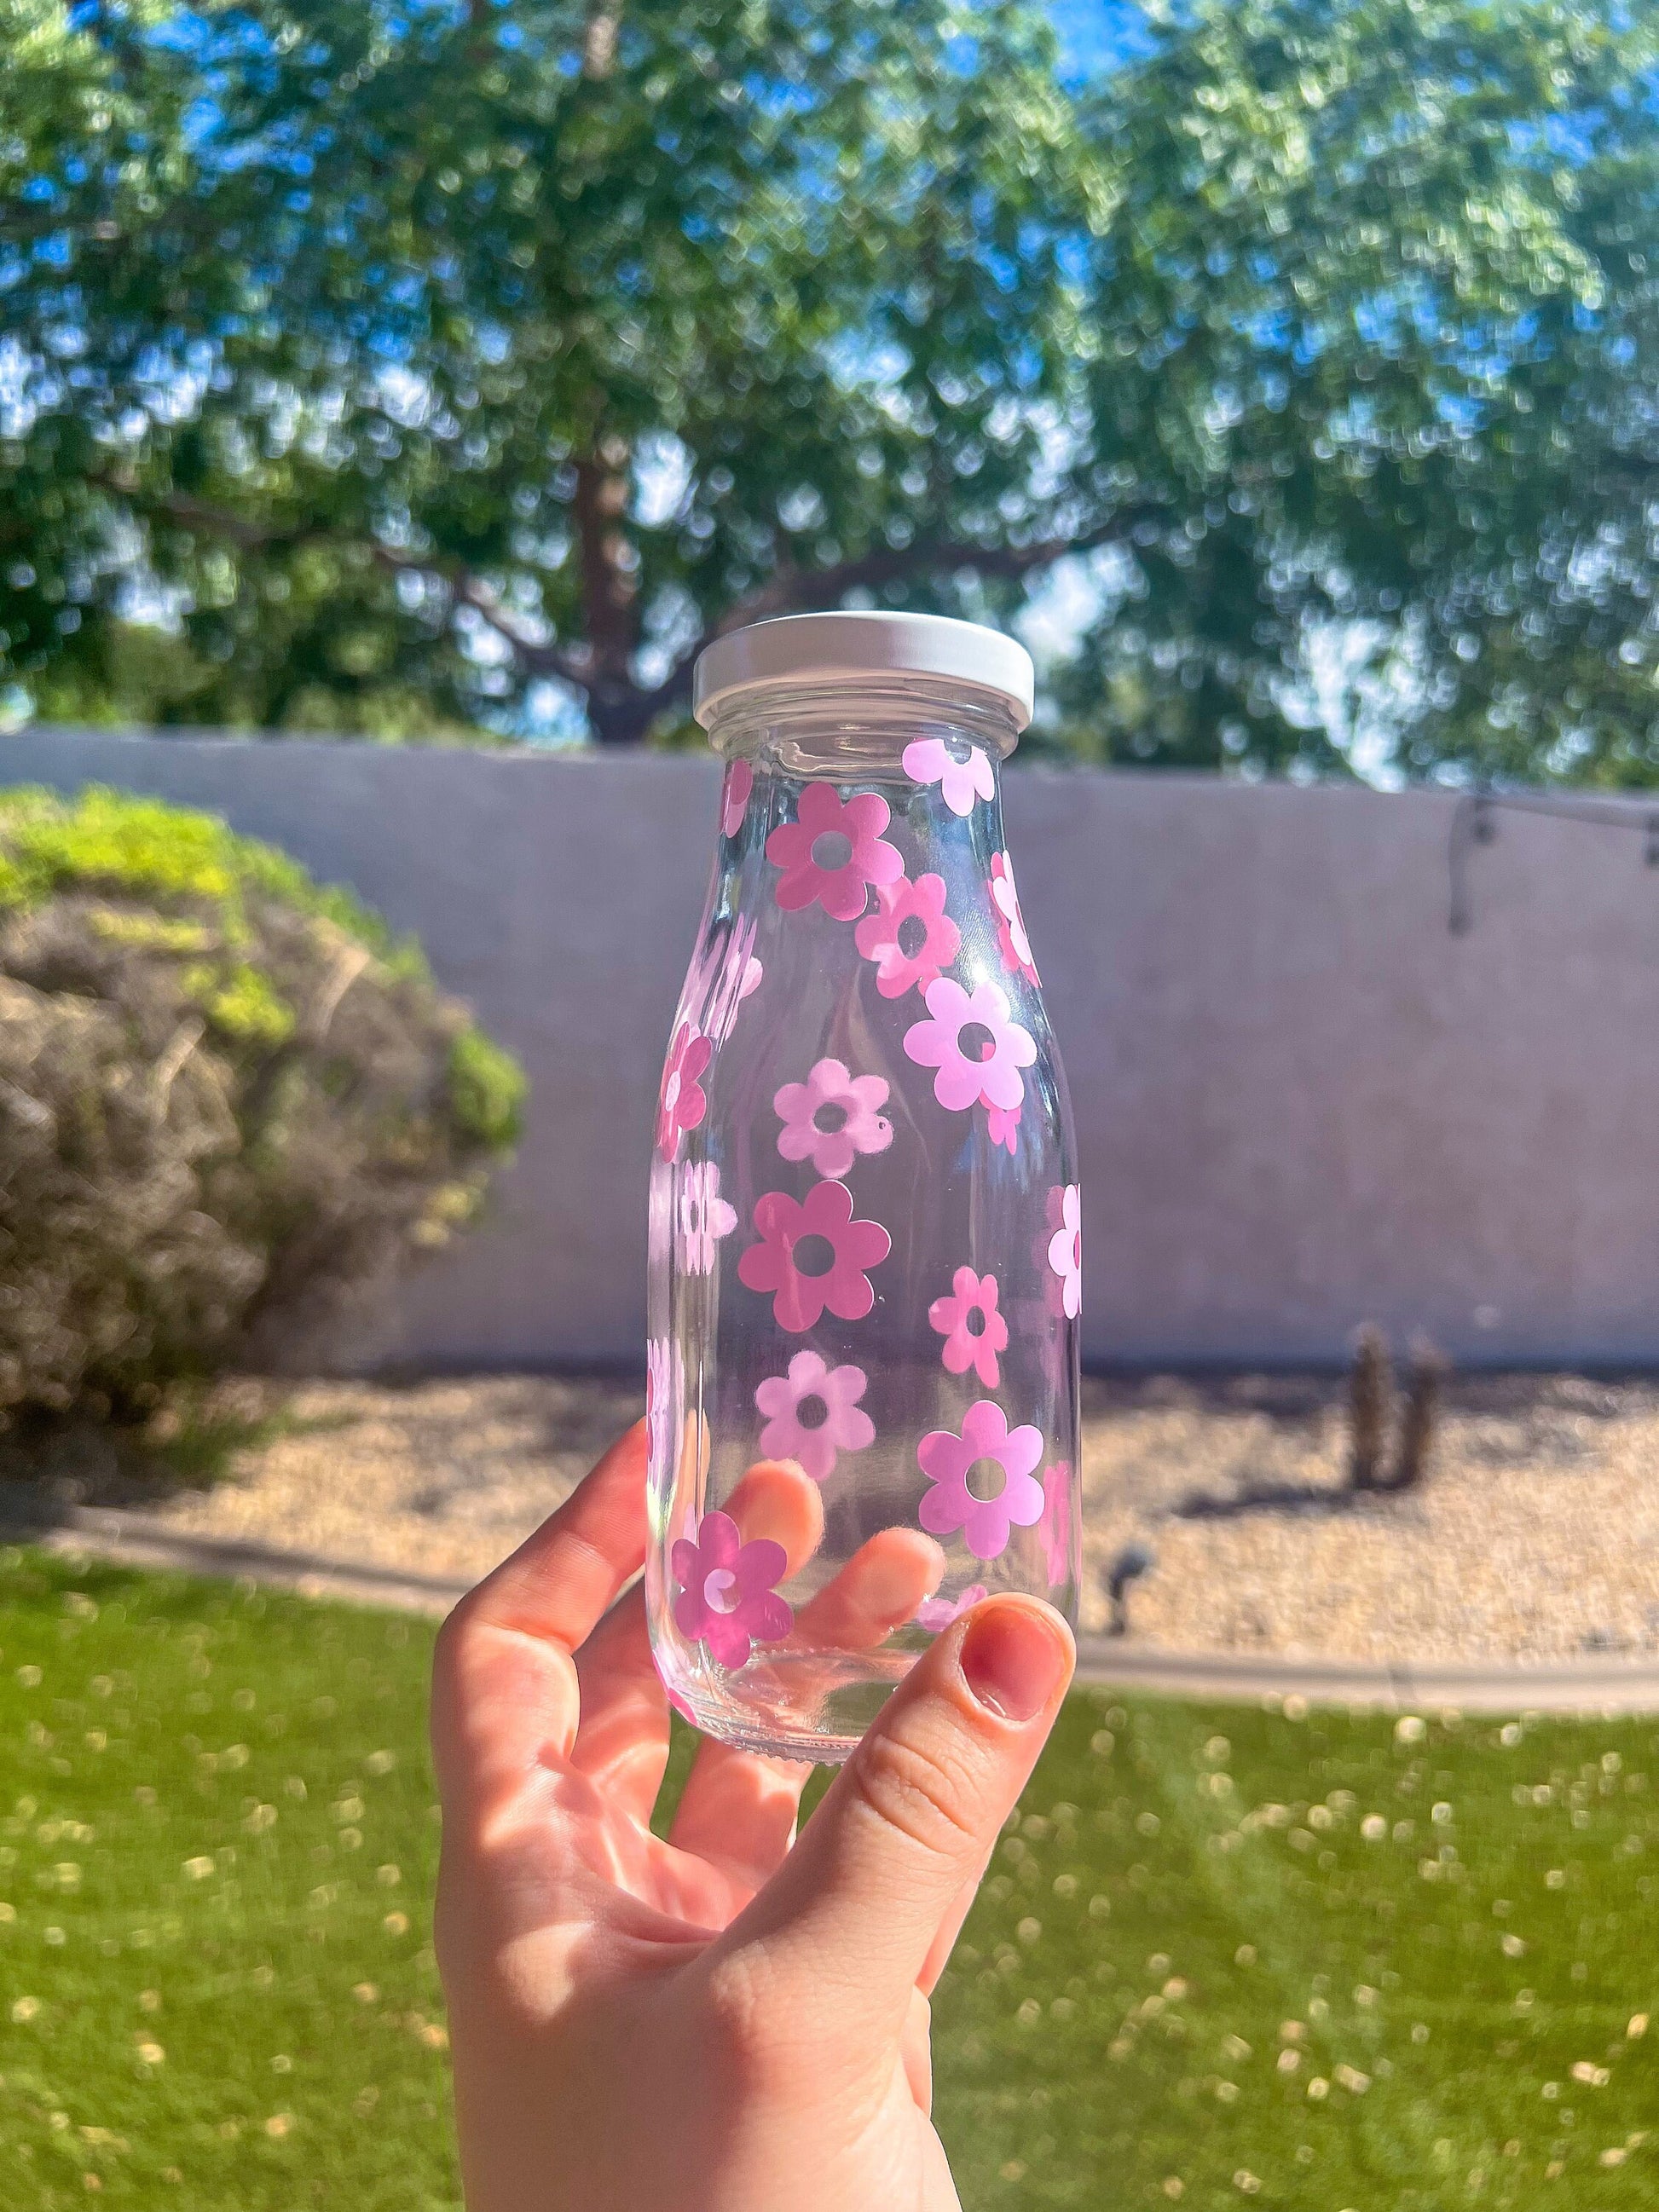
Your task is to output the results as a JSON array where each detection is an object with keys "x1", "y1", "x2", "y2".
[{"x1": 673, "y1": 1643, "x2": 920, "y2": 1766}]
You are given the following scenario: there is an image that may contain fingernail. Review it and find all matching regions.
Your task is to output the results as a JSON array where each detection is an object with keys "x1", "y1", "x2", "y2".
[{"x1": 960, "y1": 1602, "x2": 1069, "y2": 1723}]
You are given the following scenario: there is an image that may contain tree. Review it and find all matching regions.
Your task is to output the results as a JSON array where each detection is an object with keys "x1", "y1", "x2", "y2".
[{"x1": 5, "y1": 0, "x2": 1659, "y2": 781}]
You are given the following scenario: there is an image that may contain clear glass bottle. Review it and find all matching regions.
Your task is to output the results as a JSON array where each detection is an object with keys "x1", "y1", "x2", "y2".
[{"x1": 646, "y1": 612, "x2": 1080, "y2": 1763}]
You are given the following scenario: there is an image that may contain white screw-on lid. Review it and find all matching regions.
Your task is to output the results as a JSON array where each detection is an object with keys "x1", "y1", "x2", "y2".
[{"x1": 692, "y1": 610, "x2": 1034, "y2": 732}]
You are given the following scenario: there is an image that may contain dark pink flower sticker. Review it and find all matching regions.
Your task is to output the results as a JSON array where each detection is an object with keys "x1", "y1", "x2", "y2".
[
  {"x1": 672, "y1": 1510, "x2": 792, "y2": 1669},
  {"x1": 737, "y1": 1179, "x2": 892, "y2": 1331},
  {"x1": 986, "y1": 1100, "x2": 1021, "y2": 1155},
  {"x1": 656, "y1": 1020, "x2": 712, "y2": 1162},
  {"x1": 766, "y1": 782, "x2": 904, "y2": 921},
  {"x1": 928, "y1": 1266, "x2": 1009, "y2": 1389},
  {"x1": 854, "y1": 872, "x2": 962, "y2": 1000}
]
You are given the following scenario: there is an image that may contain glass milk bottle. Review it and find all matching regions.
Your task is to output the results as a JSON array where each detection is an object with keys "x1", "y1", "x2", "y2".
[{"x1": 646, "y1": 612, "x2": 1080, "y2": 1763}]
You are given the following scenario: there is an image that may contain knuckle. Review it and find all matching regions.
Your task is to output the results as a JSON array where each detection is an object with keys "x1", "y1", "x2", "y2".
[
  {"x1": 847, "y1": 1722, "x2": 984, "y2": 1866},
  {"x1": 700, "y1": 1949, "x2": 791, "y2": 2088}
]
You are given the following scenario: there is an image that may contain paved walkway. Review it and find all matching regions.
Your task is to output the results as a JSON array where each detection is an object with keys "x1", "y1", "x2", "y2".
[{"x1": 10, "y1": 1498, "x2": 1659, "y2": 1715}]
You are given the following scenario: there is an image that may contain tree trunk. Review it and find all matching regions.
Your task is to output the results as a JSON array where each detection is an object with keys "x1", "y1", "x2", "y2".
[{"x1": 573, "y1": 442, "x2": 645, "y2": 745}]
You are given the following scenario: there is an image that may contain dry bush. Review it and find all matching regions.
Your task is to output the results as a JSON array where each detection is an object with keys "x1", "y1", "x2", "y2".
[{"x1": 0, "y1": 785, "x2": 524, "y2": 1419}]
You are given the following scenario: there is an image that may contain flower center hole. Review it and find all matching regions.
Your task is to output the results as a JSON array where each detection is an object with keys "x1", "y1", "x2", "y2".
[
  {"x1": 792, "y1": 1233, "x2": 837, "y2": 1279},
  {"x1": 812, "y1": 1102, "x2": 849, "y2": 1135},
  {"x1": 811, "y1": 830, "x2": 854, "y2": 872},
  {"x1": 897, "y1": 915, "x2": 929, "y2": 959},
  {"x1": 964, "y1": 1306, "x2": 988, "y2": 1337},
  {"x1": 702, "y1": 1567, "x2": 740, "y2": 1614},
  {"x1": 965, "y1": 1457, "x2": 1009, "y2": 1505},
  {"x1": 795, "y1": 1393, "x2": 829, "y2": 1431},
  {"x1": 959, "y1": 1020, "x2": 997, "y2": 1063}
]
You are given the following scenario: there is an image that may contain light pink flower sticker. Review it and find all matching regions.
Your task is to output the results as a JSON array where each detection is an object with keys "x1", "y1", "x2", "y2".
[
  {"x1": 915, "y1": 1584, "x2": 988, "y2": 1632},
  {"x1": 986, "y1": 1101, "x2": 1021, "y2": 1156},
  {"x1": 722, "y1": 759, "x2": 754, "y2": 838},
  {"x1": 737, "y1": 1180, "x2": 892, "y2": 1331},
  {"x1": 854, "y1": 874, "x2": 961, "y2": 1000},
  {"x1": 928, "y1": 1266, "x2": 1009, "y2": 1389},
  {"x1": 678, "y1": 1160, "x2": 737, "y2": 1273},
  {"x1": 766, "y1": 782, "x2": 903, "y2": 921},
  {"x1": 916, "y1": 1399, "x2": 1045, "y2": 1562},
  {"x1": 902, "y1": 736, "x2": 995, "y2": 817},
  {"x1": 774, "y1": 1057, "x2": 893, "y2": 1181},
  {"x1": 754, "y1": 1350, "x2": 875, "y2": 1483},
  {"x1": 1048, "y1": 1183, "x2": 1082, "y2": 1319},
  {"x1": 672, "y1": 1511, "x2": 793, "y2": 1669},
  {"x1": 990, "y1": 850, "x2": 1039, "y2": 985},
  {"x1": 656, "y1": 1021, "x2": 712, "y2": 1162},
  {"x1": 645, "y1": 1334, "x2": 678, "y2": 1480},
  {"x1": 1041, "y1": 1462, "x2": 1073, "y2": 1587},
  {"x1": 904, "y1": 976, "x2": 1036, "y2": 1113}
]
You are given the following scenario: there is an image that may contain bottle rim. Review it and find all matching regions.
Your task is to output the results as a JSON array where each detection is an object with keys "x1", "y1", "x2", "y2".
[{"x1": 692, "y1": 611, "x2": 1034, "y2": 733}]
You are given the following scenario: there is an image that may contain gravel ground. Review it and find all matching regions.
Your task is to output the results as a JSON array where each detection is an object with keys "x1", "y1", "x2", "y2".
[{"x1": 8, "y1": 1369, "x2": 1659, "y2": 1663}]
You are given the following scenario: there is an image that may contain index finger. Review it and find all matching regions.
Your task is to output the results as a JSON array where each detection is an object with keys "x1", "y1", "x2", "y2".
[{"x1": 431, "y1": 1420, "x2": 648, "y2": 1806}]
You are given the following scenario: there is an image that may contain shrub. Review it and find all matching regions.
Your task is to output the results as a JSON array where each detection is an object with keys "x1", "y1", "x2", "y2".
[{"x1": 0, "y1": 785, "x2": 526, "y2": 1419}]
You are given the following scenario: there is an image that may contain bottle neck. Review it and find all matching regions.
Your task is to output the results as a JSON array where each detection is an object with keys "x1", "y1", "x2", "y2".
[{"x1": 703, "y1": 676, "x2": 1021, "y2": 783}]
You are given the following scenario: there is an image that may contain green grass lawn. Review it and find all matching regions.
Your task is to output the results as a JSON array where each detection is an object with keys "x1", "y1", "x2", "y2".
[{"x1": 3, "y1": 1551, "x2": 1659, "y2": 2209}]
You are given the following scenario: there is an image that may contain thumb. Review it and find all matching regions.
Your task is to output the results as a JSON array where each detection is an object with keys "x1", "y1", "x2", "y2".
[{"x1": 712, "y1": 1596, "x2": 1073, "y2": 2025}]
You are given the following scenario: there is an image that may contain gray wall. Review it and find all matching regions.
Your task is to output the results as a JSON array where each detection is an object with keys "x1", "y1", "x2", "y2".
[{"x1": 9, "y1": 727, "x2": 1659, "y2": 1369}]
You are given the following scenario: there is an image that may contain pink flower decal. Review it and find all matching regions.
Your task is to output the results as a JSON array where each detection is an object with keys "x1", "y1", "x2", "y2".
[
  {"x1": 656, "y1": 1020, "x2": 712, "y2": 1162},
  {"x1": 989, "y1": 851, "x2": 1039, "y2": 984},
  {"x1": 738, "y1": 1179, "x2": 892, "y2": 1331},
  {"x1": 766, "y1": 781, "x2": 903, "y2": 921},
  {"x1": 903, "y1": 976, "x2": 1036, "y2": 1113},
  {"x1": 722, "y1": 759, "x2": 754, "y2": 838},
  {"x1": 915, "y1": 1584, "x2": 988, "y2": 1632},
  {"x1": 916, "y1": 1399, "x2": 1045, "y2": 1562},
  {"x1": 986, "y1": 1101, "x2": 1021, "y2": 1155},
  {"x1": 928, "y1": 1267, "x2": 1009, "y2": 1389},
  {"x1": 774, "y1": 1057, "x2": 893, "y2": 1181},
  {"x1": 854, "y1": 873, "x2": 961, "y2": 1000},
  {"x1": 1048, "y1": 1183, "x2": 1082, "y2": 1319},
  {"x1": 902, "y1": 736, "x2": 994, "y2": 818},
  {"x1": 678, "y1": 1160, "x2": 737, "y2": 1273},
  {"x1": 672, "y1": 1511, "x2": 793, "y2": 1669},
  {"x1": 754, "y1": 1350, "x2": 875, "y2": 1482},
  {"x1": 645, "y1": 1335, "x2": 677, "y2": 1478},
  {"x1": 1041, "y1": 1462, "x2": 1073, "y2": 1587}
]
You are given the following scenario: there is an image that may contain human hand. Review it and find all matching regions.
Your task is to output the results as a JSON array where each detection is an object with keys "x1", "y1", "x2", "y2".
[{"x1": 431, "y1": 1419, "x2": 1073, "y2": 2211}]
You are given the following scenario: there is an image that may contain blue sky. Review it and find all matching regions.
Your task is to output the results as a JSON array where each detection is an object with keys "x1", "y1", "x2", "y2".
[{"x1": 1045, "y1": 0, "x2": 1153, "y2": 81}]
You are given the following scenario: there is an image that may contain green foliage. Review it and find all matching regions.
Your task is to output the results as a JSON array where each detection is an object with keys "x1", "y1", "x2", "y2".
[
  {"x1": 0, "y1": 1551, "x2": 457, "y2": 2209},
  {"x1": 0, "y1": 788, "x2": 524, "y2": 1418},
  {"x1": 5, "y1": 0, "x2": 1659, "y2": 779},
  {"x1": 9, "y1": 1550, "x2": 1659, "y2": 2207},
  {"x1": 446, "y1": 1030, "x2": 528, "y2": 1152}
]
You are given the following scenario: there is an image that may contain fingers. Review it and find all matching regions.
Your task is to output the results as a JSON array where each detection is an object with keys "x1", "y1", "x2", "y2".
[
  {"x1": 431, "y1": 1423, "x2": 648, "y2": 1806},
  {"x1": 570, "y1": 1585, "x2": 670, "y2": 1822},
  {"x1": 725, "y1": 1458, "x2": 824, "y2": 1573},
  {"x1": 796, "y1": 1528, "x2": 944, "y2": 1651},
  {"x1": 667, "y1": 1736, "x2": 811, "y2": 1893},
  {"x1": 711, "y1": 1597, "x2": 1073, "y2": 2030},
  {"x1": 916, "y1": 1842, "x2": 996, "y2": 1995},
  {"x1": 457, "y1": 1421, "x2": 650, "y2": 1647}
]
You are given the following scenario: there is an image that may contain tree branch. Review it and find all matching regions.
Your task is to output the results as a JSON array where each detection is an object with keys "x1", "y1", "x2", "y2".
[
  {"x1": 96, "y1": 474, "x2": 593, "y2": 689},
  {"x1": 97, "y1": 466, "x2": 1159, "y2": 736},
  {"x1": 635, "y1": 509, "x2": 1160, "y2": 728}
]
